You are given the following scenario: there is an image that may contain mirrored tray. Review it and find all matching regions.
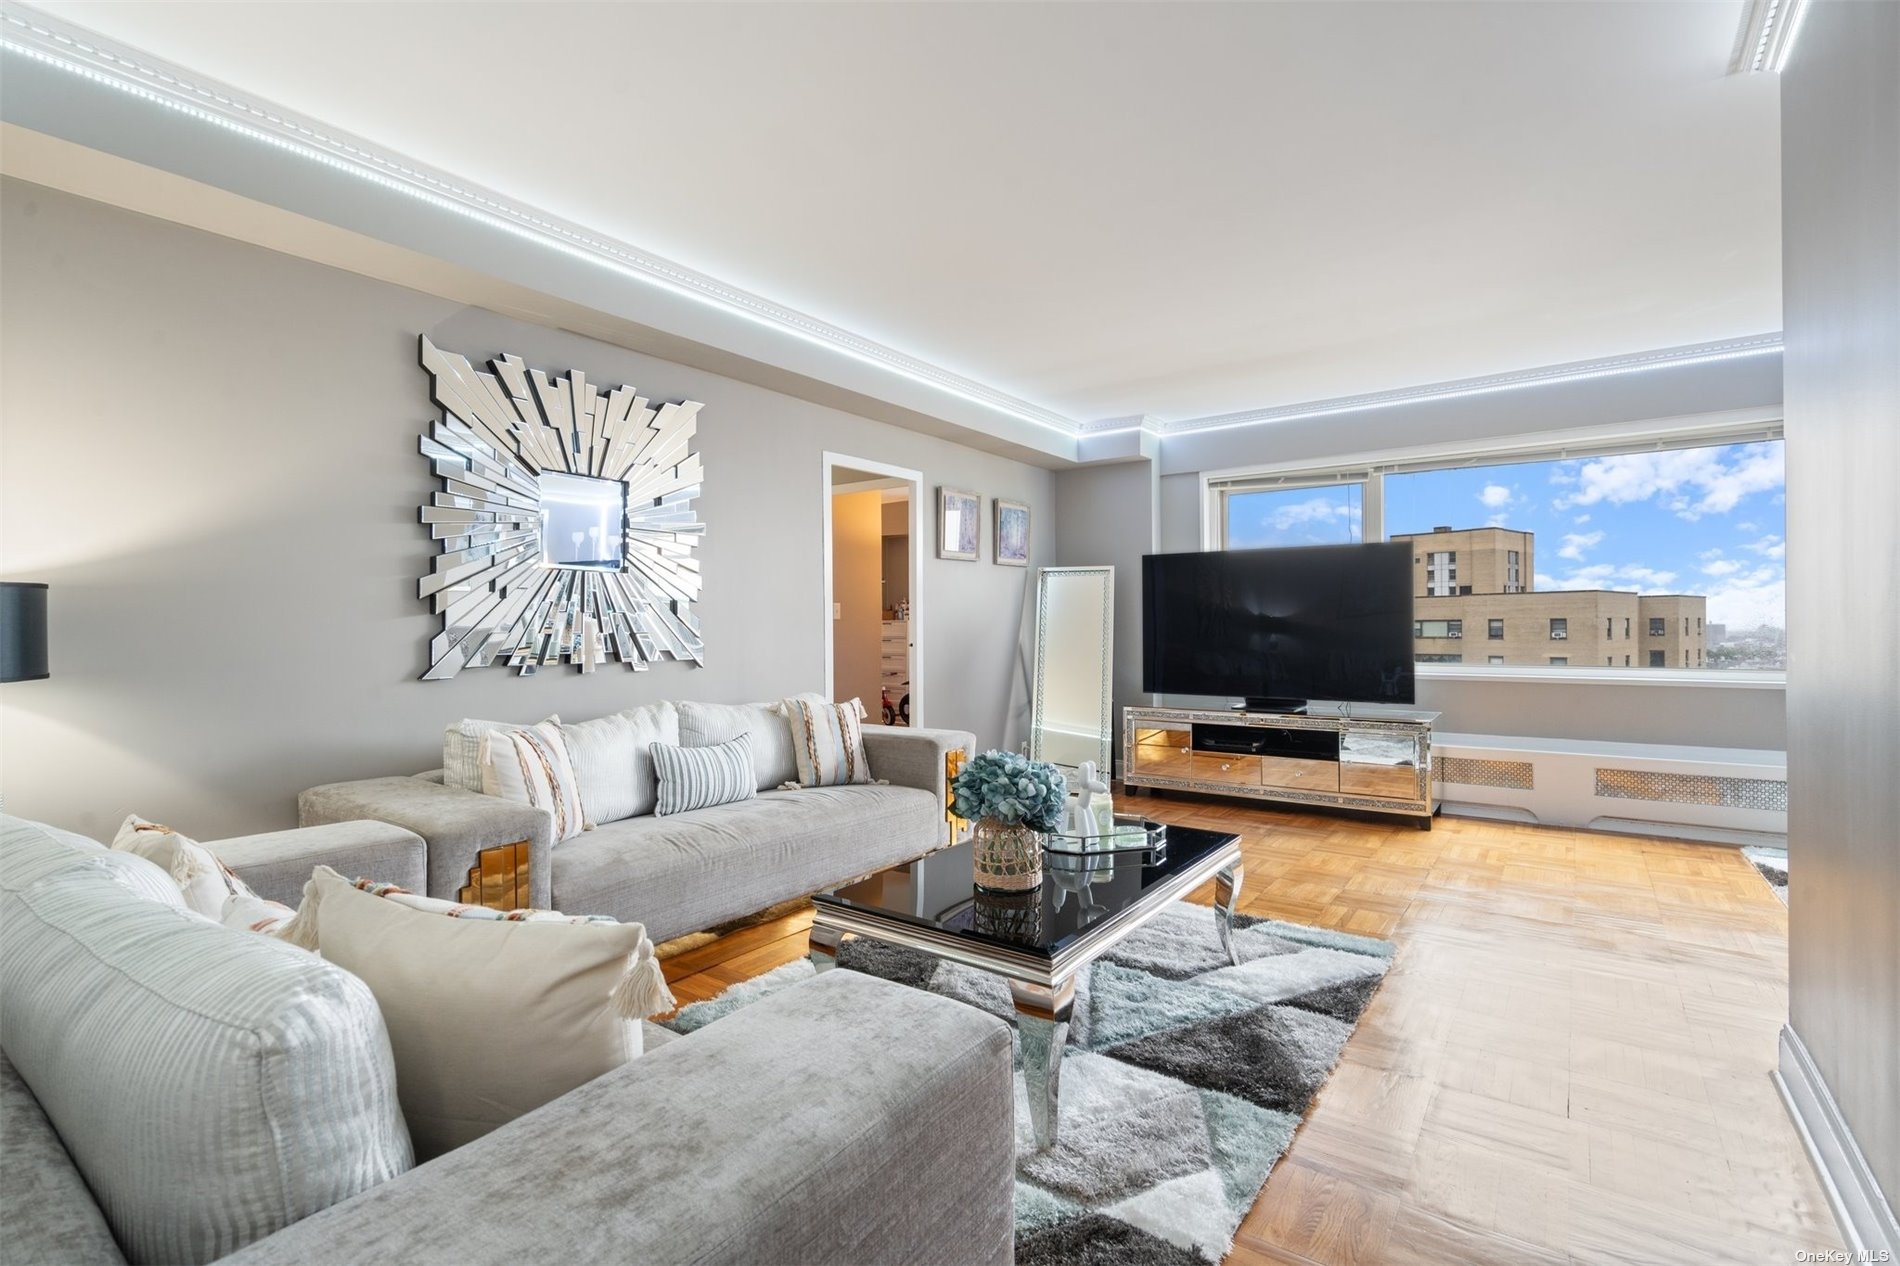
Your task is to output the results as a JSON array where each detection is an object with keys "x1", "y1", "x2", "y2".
[{"x1": 1041, "y1": 815, "x2": 1168, "y2": 869}]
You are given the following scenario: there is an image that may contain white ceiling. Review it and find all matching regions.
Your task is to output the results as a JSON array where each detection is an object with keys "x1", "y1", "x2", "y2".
[{"x1": 30, "y1": 1, "x2": 1780, "y2": 426}]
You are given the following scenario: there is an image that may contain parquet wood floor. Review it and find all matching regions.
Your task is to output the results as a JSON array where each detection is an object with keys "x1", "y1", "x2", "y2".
[{"x1": 660, "y1": 798, "x2": 1843, "y2": 1265}]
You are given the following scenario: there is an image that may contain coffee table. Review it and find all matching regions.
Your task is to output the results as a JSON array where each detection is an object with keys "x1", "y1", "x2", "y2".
[{"x1": 809, "y1": 823, "x2": 1243, "y2": 1149}]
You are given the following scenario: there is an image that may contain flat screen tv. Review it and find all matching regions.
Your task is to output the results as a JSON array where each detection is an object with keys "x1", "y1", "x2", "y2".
[{"x1": 1142, "y1": 543, "x2": 1415, "y2": 708}]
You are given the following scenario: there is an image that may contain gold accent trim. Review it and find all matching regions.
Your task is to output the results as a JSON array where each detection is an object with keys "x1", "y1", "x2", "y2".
[
  {"x1": 458, "y1": 840, "x2": 531, "y2": 911},
  {"x1": 945, "y1": 749, "x2": 968, "y2": 833}
]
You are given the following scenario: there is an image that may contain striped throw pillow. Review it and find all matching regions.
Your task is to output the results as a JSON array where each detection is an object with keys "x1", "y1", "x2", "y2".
[
  {"x1": 785, "y1": 697, "x2": 873, "y2": 788},
  {"x1": 651, "y1": 735, "x2": 756, "y2": 816},
  {"x1": 480, "y1": 720, "x2": 587, "y2": 842}
]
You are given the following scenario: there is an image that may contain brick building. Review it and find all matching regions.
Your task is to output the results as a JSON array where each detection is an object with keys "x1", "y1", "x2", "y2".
[{"x1": 1392, "y1": 527, "x2": 1707, "y2": 668}]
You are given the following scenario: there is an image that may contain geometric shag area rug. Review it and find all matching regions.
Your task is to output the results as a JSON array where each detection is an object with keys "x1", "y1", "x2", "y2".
[
  {"x1": 1743, "y1": 845, "x2": 1789, "y2": 904},
  {"x1": 663, "y1": 902, "x2": 1393, "y2": 1265}
]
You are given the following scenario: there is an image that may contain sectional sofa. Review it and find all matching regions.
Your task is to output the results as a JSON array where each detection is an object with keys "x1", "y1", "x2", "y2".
[{"x1": 0, "y1": 813, "x2": 1016, "y2": 1266}]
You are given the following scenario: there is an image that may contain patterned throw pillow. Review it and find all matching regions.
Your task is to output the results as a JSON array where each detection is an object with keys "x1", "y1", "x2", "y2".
[
  {"x1": 650, "y1": 735, "x2": 756, "y2": 816},
  {"x1": 783, "y1": 696, "x2": 874, "y2": 788},
  {"x1": 480, "y1": 720, "x2": 587, "y2": 842}
]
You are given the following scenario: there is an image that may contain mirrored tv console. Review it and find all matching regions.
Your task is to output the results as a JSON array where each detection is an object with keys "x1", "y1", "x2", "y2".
[{"x1": 1121, "y1": 705, "x2": 1440, "y2": 829}]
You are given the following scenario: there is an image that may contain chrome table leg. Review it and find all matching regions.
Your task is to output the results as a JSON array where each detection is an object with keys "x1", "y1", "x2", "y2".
[
  {"x1": 1214, "y1": 862, "x2": 1244, "y2": 966},
  {"x1": 1011, "y1": 977, "x2": 1076, "y2": 1151}
]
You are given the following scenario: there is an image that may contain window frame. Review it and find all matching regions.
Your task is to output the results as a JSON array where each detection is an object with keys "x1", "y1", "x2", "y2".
[{"x1": 1198, "y1": 409, "x2": 1787, "y2": 688}]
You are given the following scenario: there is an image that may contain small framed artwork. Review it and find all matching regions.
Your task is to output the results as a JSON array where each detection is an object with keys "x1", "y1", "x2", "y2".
[
  {"x1": 938, "y1": 487, "x2": 981, "y2": 561},
  {"x1": 994, "y1": 499, "x2": 1030, "y2": 566}
]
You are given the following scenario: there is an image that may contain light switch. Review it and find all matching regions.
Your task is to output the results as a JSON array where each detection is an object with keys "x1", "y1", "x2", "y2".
[{"x1": 833, "y1": 602, "x2": 843, "y2": 620}]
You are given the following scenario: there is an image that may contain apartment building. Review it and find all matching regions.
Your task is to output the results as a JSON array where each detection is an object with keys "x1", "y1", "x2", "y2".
[{"x1": 1394, "y1": 526, "x2": 1706, "y2": 668}]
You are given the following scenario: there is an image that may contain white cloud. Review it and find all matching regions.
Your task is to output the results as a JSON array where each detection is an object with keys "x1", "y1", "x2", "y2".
[
  {"x1": 1541, "y1": 562, "x2": 1677, "y2": 593},
  {"x1": 1700, "y1": 563, "x2": 1785, "y2": 629},
  {"x1": 1553, "y1": 442, "x2": 1785, "y2": 520},
  {"x1": 1737, "y1": 521, "x2": 1758, "y2": 533},
  {"x1": 1702, "y1": 559, "x2": 1743, "y2": 577},
  {"x1": 1744, "y1": 534, "x2": 1786, "y2": 560},
  {"x1": 1478, "y1": 484, "x2": 1513, "y2": 509},
  {"x1": 1263, "y1": 497, "x2": 1362, "y2": 531},
  {"x1": 1572, "y1": 514, "x2": 1592, "y2": 525},
  {"x1": 1558, "y1": 530, "x2": 1604, "y2": 562}
]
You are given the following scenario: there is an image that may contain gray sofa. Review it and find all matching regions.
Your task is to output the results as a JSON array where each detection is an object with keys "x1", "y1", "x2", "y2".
[
  {"x1": 300, "y1": 707, "x2": 973, "y2": 941},
  {"x1": 0, "y1": 814, "x2": 1016, "y2": 1266}
]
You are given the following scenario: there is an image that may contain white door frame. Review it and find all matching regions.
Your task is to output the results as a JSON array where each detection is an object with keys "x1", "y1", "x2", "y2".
[{"x1": 821, "y1": 452, "x2": 925, "y2": 726}]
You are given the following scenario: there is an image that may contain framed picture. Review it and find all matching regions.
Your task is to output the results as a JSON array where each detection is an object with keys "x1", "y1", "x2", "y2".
[
  {"x1": 938, "y1": 487, "x2": 980, "y2": 560},
  {"x1": 994, "y1": 499, "x2": 1030, "y2": 566}
]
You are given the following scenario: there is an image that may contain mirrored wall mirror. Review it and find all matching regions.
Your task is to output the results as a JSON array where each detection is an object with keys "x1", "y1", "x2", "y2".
[
  {"x1": 538, "y1": 472, "x2": 628, "y2": 570},
  {"x1": 1029, "y1": 566, "x2": 1114, "y2": 774}
]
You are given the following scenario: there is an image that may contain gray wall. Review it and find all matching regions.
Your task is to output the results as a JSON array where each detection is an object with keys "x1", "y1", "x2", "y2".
[
  {"x1": 1783, "y1": 0, "x2": 1900, "y2": 1211},
  {"x1": 0, "y1": 180, "x2": 1053, "y2": 840},
  {"x1": 1051, "y1": 460, "x2": 1157, "y2": 738}
]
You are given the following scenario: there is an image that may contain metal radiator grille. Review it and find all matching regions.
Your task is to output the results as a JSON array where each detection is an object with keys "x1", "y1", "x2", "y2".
[
  {"x1": 1439, "y1": 757, "x2": 1535, "y2": 790},
  {"x1": 1594, "y1": 769, "x2": 1787, "y2": 812}
]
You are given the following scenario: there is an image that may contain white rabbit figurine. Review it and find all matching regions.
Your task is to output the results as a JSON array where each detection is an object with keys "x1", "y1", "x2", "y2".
[{"x1": 1070, "y1": 761, "x2": 1112, "y2": 840}]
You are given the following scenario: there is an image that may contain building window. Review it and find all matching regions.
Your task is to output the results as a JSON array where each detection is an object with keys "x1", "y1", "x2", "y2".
[
  {"x1": 1624, "y1": 655, "x2": 1631, "y2": 666},
  {"x1": 1606, "y1": 617, "x2": 1614, "y2": 638},
  {"x1": 1415, "y1": 653, "x2": 1464, "y2": 664},
  {"x1": 1649, "y1": 617, "x2": 1666, "y2": 636},
  {"x1": 1549, "y1": 656, "x2": 1568, "y2": 666},
  {"x1": 1549, "y1": 618, "x2": 1568, "y2": 640},
  {"x1": 1415, "y1": 619, "x2": 1463, "y2": 639},
  {"x1": 1649, "y1": 650, "x2": 1666, "y2": 667},
  {"x1": 1488, "y1": 655, "x2": 1505, "y2": 664},
  {"x1": 1211, "y1": 431, "x2": 1786, "y2": 673},
  {"x1": 1488, "y1": 618, "x2": 1504, "y2": 639},
  {"x1": 1220, "y1": 483, "x2": 1363, "y2": 548}
]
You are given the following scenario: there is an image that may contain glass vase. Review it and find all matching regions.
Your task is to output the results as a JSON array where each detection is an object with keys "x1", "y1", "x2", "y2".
[{"x1": 972, "y1": 817, "x2": 1044, "y2": 892}]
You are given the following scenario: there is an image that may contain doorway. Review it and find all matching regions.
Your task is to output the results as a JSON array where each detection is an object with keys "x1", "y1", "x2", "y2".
[{"x1": 823, "y1": 454, "x2": 923, "y2": 726}]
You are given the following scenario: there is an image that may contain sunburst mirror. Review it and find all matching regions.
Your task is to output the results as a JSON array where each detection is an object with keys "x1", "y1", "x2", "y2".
[{"x1": 415, "y1": 336, "x2": 706, "y2": 679}]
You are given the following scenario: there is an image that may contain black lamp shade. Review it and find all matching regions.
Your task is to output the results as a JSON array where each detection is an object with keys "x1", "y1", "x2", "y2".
[{"x1": 1, "y1": 582, "x2": 49, "y2": 682}]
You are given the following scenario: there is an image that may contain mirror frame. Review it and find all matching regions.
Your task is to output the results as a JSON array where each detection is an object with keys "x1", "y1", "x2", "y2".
[{"x1": 1028, "y1": 565, "x2": 1115, "y2": 774}]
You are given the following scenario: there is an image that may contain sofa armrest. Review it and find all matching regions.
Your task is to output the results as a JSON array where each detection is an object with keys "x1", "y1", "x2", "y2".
[
  {"x1": 861, "y1": 725, "x2": 975, "y2": 832},
  {"x1": 298, "y1": 778, "x2": 553, "y2": 910},
  {"x1": 221, "y1": 969, "x2": 1015, "y2": 1266},
  {"x1": 206, "y1": 821, "x2": 427, "y2": 907}
]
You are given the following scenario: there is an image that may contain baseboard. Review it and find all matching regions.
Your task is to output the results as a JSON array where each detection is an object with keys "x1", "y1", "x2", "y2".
[{"x1": 1775, "y1": 1024, "x2": 1900, "y2": 1257}]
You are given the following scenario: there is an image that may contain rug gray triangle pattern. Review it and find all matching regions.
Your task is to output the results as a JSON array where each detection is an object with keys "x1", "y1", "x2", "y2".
[{"x1": 663, "y1": 903, "x2": 1393, "y2": 1264}]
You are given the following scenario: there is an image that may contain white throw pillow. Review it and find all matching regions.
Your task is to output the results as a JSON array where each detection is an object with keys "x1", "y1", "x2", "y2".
[
  {"x1": 443, "y1": 715, "x2": 559, "y2": 793},
  {"x1": 480, "y1": 720, "x2": 588, "y2": 842},
  {"x1": 286, "y1": 865, "x2": 672, "y2": 1161},
  {"x1": 678, "y1": 694, "x2": 828, "y2": 792},
  {"x1": 112, "y1": 815, "x2": 258, "y2": 919},
  {"x1": 561, "y1": 702, "x2": 679, "y2": 824},
  {"x1": 651, "y1": 735, "x2": 757, "y2": 816}
]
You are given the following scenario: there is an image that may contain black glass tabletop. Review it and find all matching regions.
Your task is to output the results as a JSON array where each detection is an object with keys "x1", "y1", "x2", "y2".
[{"x1": 813, "y1": 822, "x2": 1239, "y2": 960}]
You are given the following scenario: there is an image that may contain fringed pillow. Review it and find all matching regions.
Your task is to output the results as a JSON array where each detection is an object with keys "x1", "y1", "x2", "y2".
[
  {"x1": 111, "y1": 815, "x2": 281, "y2": 924},
  {"x1": 277, "y1": 865, "x2": 672, "y2": 1161},
  {"x1": 480, "y1": 719, "x2": 588, "y2": 842},
  {"x1": 782, "y1": 696, "x2": 874, "y2": 788}
]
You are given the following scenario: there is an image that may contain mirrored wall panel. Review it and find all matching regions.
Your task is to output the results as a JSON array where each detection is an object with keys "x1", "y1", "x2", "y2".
[
  {"x1": 1029, "y1": 566, "x2": 1115, "y2": 772},
  {"x1": 416, "y1": 336, "x2": 706, "y2": 679}
]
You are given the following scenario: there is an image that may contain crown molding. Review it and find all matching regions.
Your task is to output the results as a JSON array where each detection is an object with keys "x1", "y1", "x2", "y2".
[
  {"x1": 0, "y1": 1, "x2": 1080, "y2": 439},
  {"x1": 1157, "y1": 335, "x2": 1784, "y2": 438}
]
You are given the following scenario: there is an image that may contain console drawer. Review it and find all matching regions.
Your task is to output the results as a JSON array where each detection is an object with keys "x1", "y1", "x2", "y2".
[
  {"x1": 1190, "y1": 752, "x2": 1262, "y2": 785},
  {"x1": 1339, "y1": 763, "x2": 1419, "y2": 799},
  {"x1": 1259, "y1": 756, "x2": 1339, "y2": 792},
  {"x1": 1130, "y1": 727, "x2": 1193, "y2": 777}
]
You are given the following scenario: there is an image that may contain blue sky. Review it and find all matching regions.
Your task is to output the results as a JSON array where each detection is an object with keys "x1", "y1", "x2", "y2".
[{"x1": 1226, "y1": 441, "x2": 1786, "y2": 630}]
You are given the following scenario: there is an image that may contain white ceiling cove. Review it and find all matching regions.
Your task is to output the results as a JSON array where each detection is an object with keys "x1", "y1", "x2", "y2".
[{"x1": 25, "y1": 1, "x2": 1780, "y2": 426}]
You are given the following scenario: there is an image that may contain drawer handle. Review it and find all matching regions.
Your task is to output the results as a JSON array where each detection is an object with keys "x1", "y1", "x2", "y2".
[{"x1": 1220, "y1": 762, "x2": 1231, "y2": 772}]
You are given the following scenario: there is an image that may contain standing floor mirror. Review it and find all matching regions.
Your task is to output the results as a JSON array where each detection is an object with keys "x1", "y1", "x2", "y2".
[{"x1": 1028, "y1": 566, "x2": 1115, "y2": 774}]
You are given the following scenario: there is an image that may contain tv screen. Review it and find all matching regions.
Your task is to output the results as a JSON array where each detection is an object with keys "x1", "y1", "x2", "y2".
[{"x1": 1142, "y1": 543, "x2": 1415, "y2": 705}]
